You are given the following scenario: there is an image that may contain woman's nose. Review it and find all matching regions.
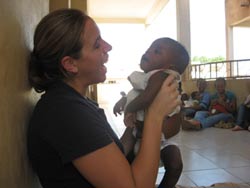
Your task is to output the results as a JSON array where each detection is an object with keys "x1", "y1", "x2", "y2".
[{"x1": 104, "y1": 40, "x2": 112, "y2": 52}]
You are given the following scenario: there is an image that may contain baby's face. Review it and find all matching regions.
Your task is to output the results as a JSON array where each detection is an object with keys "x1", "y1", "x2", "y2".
[{"x1": 140, "y1": 39, "x2": 173, "y2": 73}]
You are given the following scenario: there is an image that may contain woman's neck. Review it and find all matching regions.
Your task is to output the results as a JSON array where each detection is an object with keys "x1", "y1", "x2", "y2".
[{"x1": 63, "y1": 79, "x2": 88, "y2": 97}]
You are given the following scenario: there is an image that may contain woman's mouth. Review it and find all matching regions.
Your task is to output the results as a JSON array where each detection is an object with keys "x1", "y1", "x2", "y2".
[
  {"x1": 100, "y1": 65, "x2": 107, "y2": 74},
  {"x1": 102, "y1": 53, "x2": 109, "y2": 63}
]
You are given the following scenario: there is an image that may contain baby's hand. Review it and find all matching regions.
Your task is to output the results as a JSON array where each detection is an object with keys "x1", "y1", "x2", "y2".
[{"x1": 124, "y1": 113, "x2": 136, "y2": 128}]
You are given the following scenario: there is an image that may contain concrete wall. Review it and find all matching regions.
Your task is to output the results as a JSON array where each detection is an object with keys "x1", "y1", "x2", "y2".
[{"x1": 0, "y1": 0, "x2": 49, "y2": 187}]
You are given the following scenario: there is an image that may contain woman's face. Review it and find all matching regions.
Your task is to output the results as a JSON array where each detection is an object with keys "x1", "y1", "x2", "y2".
[{"x1": 76, "y1": 19, "x2": 112, "y2": 85}]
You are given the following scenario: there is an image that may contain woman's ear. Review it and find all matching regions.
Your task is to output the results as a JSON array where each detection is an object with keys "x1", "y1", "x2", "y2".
[{"x1": 61, "y1": 56, "x2": 78, "y2": 74}]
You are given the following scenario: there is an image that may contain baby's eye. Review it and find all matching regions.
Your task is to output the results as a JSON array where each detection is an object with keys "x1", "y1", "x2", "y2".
[{"x1": 154, "y1": 49, "x2": 160, "y2": 54}]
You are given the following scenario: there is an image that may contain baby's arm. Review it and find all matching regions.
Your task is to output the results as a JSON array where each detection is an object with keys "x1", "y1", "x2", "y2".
[
  {"x1": 125, "y1": 71, "x2": 168, "y2": 113},
  {"x1": 162, "y1": 113, "x2": 181, "y2": 139}
]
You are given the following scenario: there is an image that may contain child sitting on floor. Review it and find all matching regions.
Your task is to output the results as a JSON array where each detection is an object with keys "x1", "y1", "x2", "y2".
[{"x1": 183, "y1": 91, "x2": 200, "y2": 108}]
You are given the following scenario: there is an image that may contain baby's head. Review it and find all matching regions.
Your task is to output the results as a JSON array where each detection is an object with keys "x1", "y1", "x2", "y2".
[{"x1": 140, "y1": 37, "x2": 190, "y2": 74}]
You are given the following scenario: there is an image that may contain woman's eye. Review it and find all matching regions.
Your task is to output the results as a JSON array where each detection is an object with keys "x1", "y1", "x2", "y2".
[{"x1": 94, "y1": 42, "x2": 100, "y2": 49}]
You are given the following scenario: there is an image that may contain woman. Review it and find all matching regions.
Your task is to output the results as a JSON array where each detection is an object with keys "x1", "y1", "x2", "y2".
[{"x1": 27, "y1": 9, "x2": 181, "y2": 188}]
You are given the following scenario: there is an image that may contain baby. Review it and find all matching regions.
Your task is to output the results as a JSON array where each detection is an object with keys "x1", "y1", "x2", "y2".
[{"x1": 124, "y1": 37, "x2": 190, "y2": 188}]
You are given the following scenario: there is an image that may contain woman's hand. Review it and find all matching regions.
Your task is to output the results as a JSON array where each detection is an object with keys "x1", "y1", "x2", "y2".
[
  {"x1": 148, "y1": 75, "x2": 181, "y2": 122},
  {"x1": 124, "y1": 112, "x2": 136, "y2": 128}
]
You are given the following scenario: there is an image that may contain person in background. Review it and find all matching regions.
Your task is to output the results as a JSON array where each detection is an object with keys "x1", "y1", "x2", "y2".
[
  {"x1": 182, "y1": 78, "x2": 210, "y2": 118},
  {"x1": 182, "y1": 77, "x2": 236, "y2": 130},
  {"x1": 232, "y1": 94, "x2": 250, "y2": 131},
  {"x1": 27, "y1": 8, "x2": 181, "y2": 188},
  {"x1": 183, "y1": 91, "x2": 200, "y2": 108}
]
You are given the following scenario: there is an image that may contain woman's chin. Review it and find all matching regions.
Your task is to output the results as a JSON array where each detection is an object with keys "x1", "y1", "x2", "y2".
[
  {"x1": 100, "y1": 76, "x2": 106, "y2": 83},
  {"x1": 96, "y1": 75, "x2": 106, "y2": 83}
]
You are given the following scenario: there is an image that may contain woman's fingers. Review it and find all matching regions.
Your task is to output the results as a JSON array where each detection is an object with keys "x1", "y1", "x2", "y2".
[
  {"x1": 150, "y1": 74, "x2": 181, "y2": 117},
  {"x1": 124, "y1": 113, "x2": 136, "y2": 128}
]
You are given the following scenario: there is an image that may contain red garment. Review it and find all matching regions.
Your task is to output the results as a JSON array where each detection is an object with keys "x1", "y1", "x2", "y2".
[{"x1": 211, "y1": 104, "x2": 228, "y2": 113}]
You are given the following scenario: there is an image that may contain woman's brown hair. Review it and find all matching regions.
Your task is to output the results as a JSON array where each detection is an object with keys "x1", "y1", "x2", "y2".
[{"x1": 28, "y1": 8, "x2": 90, "y2": 93}]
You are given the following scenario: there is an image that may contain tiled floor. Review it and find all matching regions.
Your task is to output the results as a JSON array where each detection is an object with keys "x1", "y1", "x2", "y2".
[{"x1": 100, "y1": 103, "x2": 250, "y2": 187}]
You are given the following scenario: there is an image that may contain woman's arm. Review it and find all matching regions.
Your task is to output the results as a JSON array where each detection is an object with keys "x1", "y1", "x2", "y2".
[{"x1": 73, "y1": 75, "x2": 180, "y2": 188}]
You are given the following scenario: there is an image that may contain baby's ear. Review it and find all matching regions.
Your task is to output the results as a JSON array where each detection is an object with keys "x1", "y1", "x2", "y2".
[
  {"x1": 61, "y1": 56, "x2": 78, "y2": 74},
  {"x1": 169, "y1": 64, "x2": 177, "y2": 70}
]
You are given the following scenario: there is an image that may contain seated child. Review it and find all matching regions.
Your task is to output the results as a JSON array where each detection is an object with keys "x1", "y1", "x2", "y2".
[
  {"x1": 183, "y1": 91, "x2": 200, "y2": 108},
  {"x1": 124, "y1": 37, "x2": 190, "y2": 188},
  {"x1": 182, "y1": 79, "x2": 211, "y2": 118}
]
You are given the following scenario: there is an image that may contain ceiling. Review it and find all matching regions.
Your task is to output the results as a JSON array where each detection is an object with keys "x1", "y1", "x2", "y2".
[
  {"x1": 87, "y1": 0, "x2": 169, "y2": 24},
  {"x1": 87, "y1": 0, "x2": 250, "y2": 26}
]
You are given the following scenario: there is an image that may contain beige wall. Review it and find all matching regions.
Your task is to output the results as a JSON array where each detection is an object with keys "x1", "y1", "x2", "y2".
[
  {"x1": 225, "y1": 0, "x2": 250, "y2": 59},
  {"x1": 50, "y1": 0, "x2": 87, "y2": 13},
  {"x1": 182, "y1": 79, "x2": 250, "y2": 106},
  {"x1": 0, "y1": 1, "x2": 90, "y2": 188},
  {"x1": 225, "y1": 0, "x2": 250, "y2": 26},
  {"x1": 0, "y1": 0, "x2": 49, "y2": 187}
]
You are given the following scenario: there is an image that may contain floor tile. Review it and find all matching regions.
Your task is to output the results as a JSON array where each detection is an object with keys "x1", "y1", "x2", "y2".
[
  {"x1": 181, "y1": 150, "x2": 218, "y2": 171},
  {"x1": 225, "y1": 166, "x2": 250, "y2": 182},
  {"x1": 177, "y1": 174, "x2": 197, "y2": 187},
  {"x1": 204, "y1": 154, "x2": 250, "y2": 168},
  {"x1": 183, "y1": 169, "x2": 244, "y2": 186}
]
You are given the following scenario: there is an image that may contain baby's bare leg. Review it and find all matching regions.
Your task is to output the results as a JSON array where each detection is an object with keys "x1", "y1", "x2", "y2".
[{"x1": 158, "y1": 145, "x2": 183, "y2": 188}]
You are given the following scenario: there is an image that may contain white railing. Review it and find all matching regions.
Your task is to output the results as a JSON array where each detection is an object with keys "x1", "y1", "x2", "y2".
[{"x1": 188, "y1": 59, "x2": 250, "y2": 80}]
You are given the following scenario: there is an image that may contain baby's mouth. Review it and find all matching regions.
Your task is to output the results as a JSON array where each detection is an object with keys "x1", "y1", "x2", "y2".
[{"x1": 141, "y1": 56, "x2": 148, "y2": 64}]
